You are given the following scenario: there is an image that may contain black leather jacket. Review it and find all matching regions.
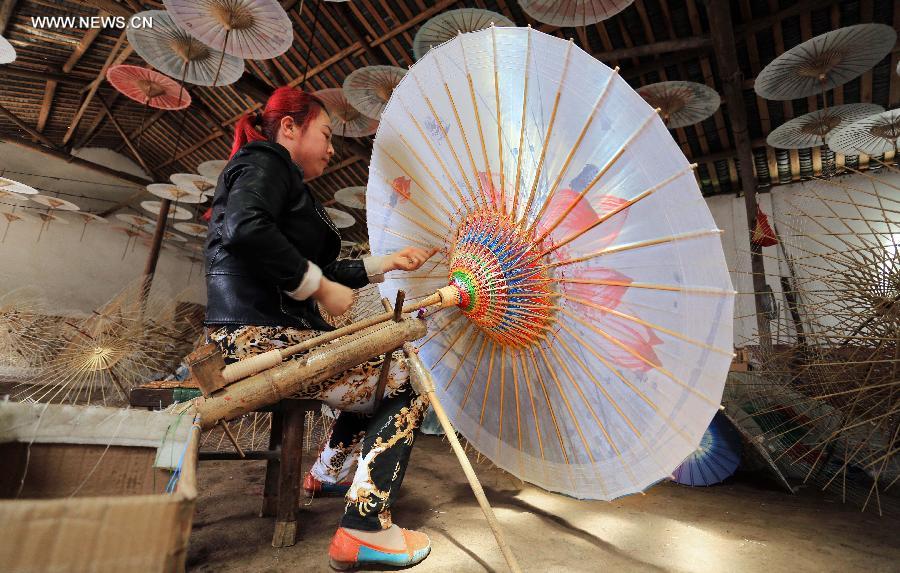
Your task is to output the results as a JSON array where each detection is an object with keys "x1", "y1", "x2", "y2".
[{"x1": 204, "y1": 140, "x2": 368, "y2": 331}]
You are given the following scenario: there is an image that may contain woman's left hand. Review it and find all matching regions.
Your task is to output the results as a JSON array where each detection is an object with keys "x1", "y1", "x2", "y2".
[{"x1": 387, "y1": 247, "x2": 439, "y2": 272}]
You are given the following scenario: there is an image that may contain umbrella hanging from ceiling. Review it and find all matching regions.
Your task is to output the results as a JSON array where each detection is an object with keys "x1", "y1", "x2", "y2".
[
  {"x1": 828, "y1": 109, "x2": 900, "y2": 157},
  {"x1": 313, "y1": 87, "x2": 379, "y2": 138},
  {"x1": 413, "y1": 8, "x2": 514, "y2": 61},
  {"x1": 636, "y1": 81, "x2": 721, "y2": 129},
  {"x1": 106, "y1": 65, "x2": 192, "y2": 110},
  {"x1": 343, "y1": 66, "x2": 407, "y2": 120},
  {"x1": 516, "y1": 0, "x2": 635, "y2": 27}
]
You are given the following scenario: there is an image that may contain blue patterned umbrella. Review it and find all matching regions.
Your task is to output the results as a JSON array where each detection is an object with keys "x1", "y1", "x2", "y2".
[{"x1": 672, "y1": 412, "x2": 741, "y2": 486}]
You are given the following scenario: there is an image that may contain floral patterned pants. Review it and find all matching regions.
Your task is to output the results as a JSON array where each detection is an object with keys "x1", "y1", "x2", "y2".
[{"x1": 208, "y1": 325, "x2": 430, "y2": 531}]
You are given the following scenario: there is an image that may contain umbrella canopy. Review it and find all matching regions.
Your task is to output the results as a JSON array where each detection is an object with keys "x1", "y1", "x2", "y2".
[
  {"x1": 197, "y1": 159, "x2": 227, "y2": 180},
  {"x1": 0, "y1": 177, "x2": 39, "y2": 195},
  {"x1": 766, "y1": 103, "x2": 884, "y2": 149},
  {"x1": 314, "y1": 88, "x2": 379, "y2": 138},
  {"x1": 170, "y1": 173, "x2": 217, "y2": 197},
  {"x1": 367, "y1": 26, "x2": 734, "y2": 500},
  {"x1": 754, "y1": 24, "x2": 896, "y2": 101},
  {"x1": 517, "y1": 0, "x2": 635, "y2": 27},
  {"x1": 127, "y1": 10, "x2": 244, "y2": 87},
  {"x1": 343, "y1": 66, "x2": 407, "y2": 120},
  {"x1": 163, "y1": 0, "x2": 293, "y2": 60},
  {"x1": 29, "y1": 194, "x2": 81, "y2": 211},
  {"x1": 671, "y1": 412, "x2": 741, "y2": 486},
  {"x1": 827, "y1": 109, "x2": 900, "y2": 156},
  {"x1": 413, "y1": 8, "x2": 514, "y2": 61},
  {"x1": 636, "y1": 81, "x2": 721, "y2": 129},
  {"x1": 140, "y1": 200, "x2": 193, "y2": 220},
  {"x1": 147, "y1": 182, "x2": 206, "y2": 203},
  {"x1": 334, "y1": 186, "x2": 367, "y2": 210},
  {"x1": 173, "y1": 222, "x2": 208, "y2": 237},
  {"x1": 0, "y1": 35, "x2": 15, "y2": 64},
  {"x1": 106, "y1": 65, "x2": 192, "y2": 110},
  {"x1": 115, "y1": 213, "x2": 157, "y2": 229},
  {"x1": 325, "y1": 206, "x2": 356, "y2": 228}
]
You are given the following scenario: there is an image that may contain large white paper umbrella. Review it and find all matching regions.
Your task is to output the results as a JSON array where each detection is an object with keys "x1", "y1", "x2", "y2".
[
  {"x1": 413, "y1": 8, "x2": 514, "y2": 61},
  {"x1": 148, "y1": 182, "x2": 206, "y2": 204},
  {"x1": 517, "y1": 0, "x2": 635, "y2": 27},
  {"x1": 766, "y1": 103, "x2": 884, "y2": 149},
  {"x1": 827, "y1": 109, "x2": 900, "y2": 156},
  {"x1": 366, "y1": 26, "x2": 734, "y2": 500},
  {"x1": 128, "y1": 10, "x2": 244, "y2": 87},
  {"x1": 0, "y1": 177, "x2": 39, "y2": 195},
  {"x1": 163, "y1": 0, "x2": 293, "y2": 60}
]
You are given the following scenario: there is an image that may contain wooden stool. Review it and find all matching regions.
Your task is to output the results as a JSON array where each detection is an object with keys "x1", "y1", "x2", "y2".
[{"x1": 129, "y1": 385, "x2": 318, "y2": 547}]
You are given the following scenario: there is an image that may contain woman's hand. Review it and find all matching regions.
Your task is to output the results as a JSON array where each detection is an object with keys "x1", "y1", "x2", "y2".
[
  {"x1": 313, "y1": 277, "x2": 354, "y2": 316},
  {"x1": 387, "y1": 247, "x2": 439, "y2": 272}
]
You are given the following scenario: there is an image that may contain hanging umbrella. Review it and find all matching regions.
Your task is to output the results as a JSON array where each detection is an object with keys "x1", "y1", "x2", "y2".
[
  {"x1": 29, "y1": 194, "x2": 81, "y2": 211},
  {"x1": 164, "y1": 230, "x2": 188, "y2": 243},
  {"x1": 343, "y1": 65, "x2": 407, "y2": 120},
  {"x1": 334, "y1": 185, "x2": 367, "y2": 210},
  {"x1": 517, "y1": 0, "x2": 635, "y2": 27},
  {"x1": 35, "y1": 212, "x2": 70, "y2": 242},
  {"x1": 367, "y1": 26, "x2": 735, "y2": 500},
  {"x1": 173, "y1": 222, "x2": 208, "y2": 237},
  {"x1": 827, "y1": 109, "x2": 900, "y2": 157},
  {"x1": 115, "y1": 213, "x2": 157, "y2": 229},
  {"x1": 147, "y1": 182, "x2": 206, "y2": 203},
  {"x1": 170, "y1": 173, "x2": 217, "y2": 197},
  {"x1": 0, "y1": 177, "x2": 39, "y2": 195},
  {"x1": 0, "y1": 35, "x2": 15, "y2": 65},
  {"x1": 766, "y1": 103, "x2": 884, "y2": 149},
  {"x1": 197, "y1": 160, "x2": 227, "y2": 180},
  {"x1": 163, "y1": 0, "x2": 293, "y2": 60},
  {"x1": 128, "y1": 10, "x2": 244, "y2": 87},
  {"x1": 636, "y1": 81, "x2": 721, "y2": 129},
  {"x1": 1, "y1": 210, "x2": 36, "y2": 242},
  {"x1": 413, "y1": 8, "x2": 514, "y2": 61},
  {"x1": 671, "y1": 412, "x2": 742, "y2": 486},
  {"x1": 106, "y1": 65, "x2": 192, "y2": 110},
  {"x1": 313, "y1": 88, "x2": 379, "y2": 138},
  {"x1": 754, "y1": 24, "x2": 896, "y2": 101},
  {"x1": 324, "y1": 206, "x2": 356, "y2": 228},
  {"x1": 73, "y1": 212, "x2": 108, "y2": 242},
  {"x1": 141, "y1": 200, "x2": 193, "y2": 220}
]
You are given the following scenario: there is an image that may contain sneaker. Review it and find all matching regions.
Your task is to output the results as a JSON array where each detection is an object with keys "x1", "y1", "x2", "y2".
[
  {"x1": 328, "y1": 527, "x2": 431, "y2": 570},
  {"x1": 303, "y1": 472, "x2": 351, "y2": 497}
]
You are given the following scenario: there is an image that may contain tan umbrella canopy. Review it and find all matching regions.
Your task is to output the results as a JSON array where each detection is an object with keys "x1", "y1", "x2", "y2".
[
  {"x1": 516, "y1": 0, "x2": 635, "y2": 27},
  {"x1": 413, "y1": 8, "x2": 513, "y2": 61},
  {"x1": 766, "y1": 103, "x2": 884, "y2": 149},
  {"x1": 828, "y1": 109, "x2": 900, "y2": 157},
  {"x1": 343, "y1": 66, "x2": 407, "y2": 120},
  {"x1": 313, "y1": 88, "x2": 379, "y2": 138}
]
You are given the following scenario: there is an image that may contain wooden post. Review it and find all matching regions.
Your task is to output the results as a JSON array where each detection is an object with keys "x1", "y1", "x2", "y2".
[
  {"x1": 141, "y1": 198, "x2": 171, "y2": 298},
  {"x1": 705, "y1": 0, "x2": 773, "y2": 351},
  {"x1": 272, "y1": 401, "x2": 305, "y2": 547}
]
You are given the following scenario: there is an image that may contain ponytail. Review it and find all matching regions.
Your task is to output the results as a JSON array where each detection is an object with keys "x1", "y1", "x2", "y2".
[{"x1": 229, "y1": 87, "x2": 326, "y2": 159}]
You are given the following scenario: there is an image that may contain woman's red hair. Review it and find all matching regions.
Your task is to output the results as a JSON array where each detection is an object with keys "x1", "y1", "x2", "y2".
[{"x1": 230, "y1": 86, "x2": 326, "y2": 158}]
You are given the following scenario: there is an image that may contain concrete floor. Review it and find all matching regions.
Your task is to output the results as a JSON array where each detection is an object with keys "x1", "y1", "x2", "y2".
[{"x1": 187, "y1": 435, "x2": 900, "y2": 573}]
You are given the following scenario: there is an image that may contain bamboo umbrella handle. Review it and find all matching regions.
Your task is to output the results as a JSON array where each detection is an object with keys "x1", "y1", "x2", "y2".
[{"x1": 403, "y1": 343, "x2": 522, "y2": 573}]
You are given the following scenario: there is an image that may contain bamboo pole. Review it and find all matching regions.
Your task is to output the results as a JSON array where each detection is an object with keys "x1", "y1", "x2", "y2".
[{"x1": 403, "y1": 343, "x2": 522, "y2": 573}]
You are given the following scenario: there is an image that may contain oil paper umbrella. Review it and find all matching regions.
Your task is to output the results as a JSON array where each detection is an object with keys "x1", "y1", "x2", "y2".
[
  {"x1": 0, "y1": 35, "x2": 15, "y2": 65},
  {"x1": 141, "y1": 200, "x2": 193, "y2": 220},
  {"x1": 636, "y1": 81, "x2": 721, "y2": 129},
  {"x1": 128, "y1": 10, "x2": 244, "y2": 87},
  {"x1": 334, "y1": 185, "x2": 367, "y2": 210},
  {"x1": 174, "y1": 222, "x2": 208, "y2": 237},
  {"x1": 517, "y1": 0, "x2": 635, "y2": 27},
  {"x1": 147, "y1": 183, "x2": 206, "y2": 204},
  {"x1": 73, "y1": 212, "x2": 109, "y2": 242},
  {"x1": 29, "y1": 194, "x2": 81, "y2": 211},
  {"x1": 324, "y1": 206, "x2": 356, "y2": 228},
  {"x1": 0, "y1": 176, "x2": 39, "y2": 196},
  {"x1": 197, "y1": 159, "x2": 227, "y2": 180},
  {"x1": 671, "y1": 412, "x2": 742, "y2": 486},
  {"x1": 313, "y1": 88, "x2": 379, "y2": 138},
  {"x1": 828, "y1": 109, "x2": 900, "y2": 158},
  {"x1": 343, "y1": 66, "x2": 407, "y2": 120},
  {"x1": 106, "y1": 65, "x2": 192, "y2": 110},
  {"x1": 170, "y1": 174, "x2": 216, "y2": 197},
  {"x1": 1, "y1": 209, "x2": 36, "y2": 242},
  {"x1": 754, "y1": 24, "x2": 896, "y2": 103},
  {"x1": 413, "y1": 8, "x2": 514, "y2": 61},
  {"x1": 368, "y1": 21, "x2": 733, "y2": 511},
  {"x1": 163, "y1": 0, "x2": 293, "y2": 61}
]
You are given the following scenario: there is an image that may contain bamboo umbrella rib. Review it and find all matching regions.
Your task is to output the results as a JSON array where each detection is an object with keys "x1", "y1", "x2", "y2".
[
  {"x1": 496, "y1": 345, "x2": 507, "y2": 459},
  {"x1": 385, "y1": 130, "x2": 461, "y2": 216},
  {"x1": 519, "y1": 39, "x2": 576, "y2": 227},
  {"x1": 549, "y1": 229, "x2": 724, "y2": 268},
  {"x1": 441, "y1": 326, "x2": 481, "y2": 387},
  {"x1": 458, "y1": 335, "x2": 490, "y2": 414},
  {"x1": 477, "y1": 341, "x2": 498, "y2": 434},
  {"x1": 527, "y1": 345, "x2": 570, "y2": 465},
  {"x1": 491, "y1": 27, "x2": 506, "y2": 215},
  {"x1": 515, "y1": 347, "x2": 546, "y2": 462},
  {"x1": 535, "y1": 344, "x2": 595, "y2": 464},
  {"x1": 370, "y1": 197, "x2": 446, "y2": 241},
  {"x1": 528, "y1": 68, "x2": 620, "y2": 236},
  {"x1": 420, "y1": 312, "x2": 465, "y2": 349},
  {"x1": 512, "y1": 27, "x2": 533, "y2": 219},
  {"x1": 384, "y1": 227, "x2": 440, "y2": 250},
  {"x1": 511, "y1": 348, "x2": 524, "y2": 466},
  {"x1": 558, "y1": 278, "x2": 735, "y2": 296},
  {"x1": 561, "y1": 293, "x2": 733, "y2": 356}
]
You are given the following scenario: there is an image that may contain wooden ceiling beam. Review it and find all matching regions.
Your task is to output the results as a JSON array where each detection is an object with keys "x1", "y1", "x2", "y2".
[
  {"x1": 0, "y1": 66, "x2": 88, "y2": 86},
  {"x1": 67, "y1": 0, "x2": 132, "y2": 18},
  {"x1": 98, "y1": 97, "x2": 155, "y2": 177},
  {"x1": 63, "y1": 29, "x2": 127, "y2": 145},
  {"x1": 39, "y1": 23, "x2": 104, "y2": 132},
  {"x1": 0, "y1": 0, "x2": 17, "y2": 36},
  {"x1": 369, "y1": 0, "x2": 458, "y2": 48},
  {"x1": 0, "y1": 102, "x2": 59, "y2": 148}
]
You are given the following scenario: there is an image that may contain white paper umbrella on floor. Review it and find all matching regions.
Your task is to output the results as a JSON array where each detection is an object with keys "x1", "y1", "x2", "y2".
[
  {"x1": 334, "y1": 186, "x2": 367, "y2": 210},
  {"x1": 0, "y1": 177, "x2": 39, "y2": 195},
  {"x1": 767, "y1": 103, "x2": 885, "y2": 149},
  {"x1": 128, "y1": 10, "x2": 244, "y2": 87},
  {"x1": 754, "y1": 24, "x2": 896, "y2": 101},
  {"x1": 325, "y1": 206, "x2": 356, "y2": 228},
  {"x1": 636, "y1": 81, "x2": 721, "y2": 129},
  {"x1": 367, "y1": 26, "x2": 734, "y2": 500},
  {"x1": 343, "y1": 66, "x2": 407, "y2": 120},
  {"x1": 147, "y1": 182, "x2": 206, "y2": 203},
  {"x1": 0, "y1": 35, "x2": 15, "y2": 64},
  {"x1": 517, "y1": 0, "x2": 635, "y2": 27},
  {"x1": 197, "y1": 160, "x2": 227, "y2": 180},
  {"x1": 141, "y1": 200, "x2": 192, "y2": 220},
  {"x1": 170, "y1": 173, "x2": 216, "y2": 197},
  {"x1": 163, "y1": 0, "x2": 293, "y2": 60},
  {"x1": 413, "y1": 8, "x2": 514, "y2": 61},
  {"x1": 314, "y1": 88, "x2": 379, "y2": 138},
  {"x1": 827, "y1": 109, "x2": 900, "y2": 156}
]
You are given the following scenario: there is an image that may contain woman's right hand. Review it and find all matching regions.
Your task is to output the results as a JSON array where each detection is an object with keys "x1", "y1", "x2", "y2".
[{"x1": 313, "y1": 277, "x2": 354, "y2": 316}]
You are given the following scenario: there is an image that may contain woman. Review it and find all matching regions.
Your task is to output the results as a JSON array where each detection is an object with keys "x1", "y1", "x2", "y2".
[{"x1": 205, "y1": 86, "x2": 436, "y2": 570}]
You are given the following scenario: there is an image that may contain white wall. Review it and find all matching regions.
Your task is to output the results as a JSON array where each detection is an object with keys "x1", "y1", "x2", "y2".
[{"x1": 707, "y1": 169, "x2": 900, "y2": 344}]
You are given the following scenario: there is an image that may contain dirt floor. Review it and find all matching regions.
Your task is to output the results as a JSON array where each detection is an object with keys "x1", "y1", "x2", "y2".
[{"x1": 187, "y1": 435, "x2": 900, "y2": 573}]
